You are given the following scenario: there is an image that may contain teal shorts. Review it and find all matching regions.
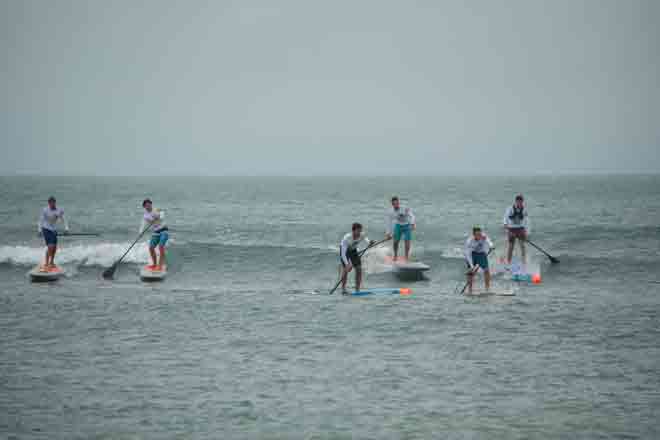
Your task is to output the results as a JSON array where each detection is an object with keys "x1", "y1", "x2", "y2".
[
  {"x1": 149, "y1": 230, "x2": 169, "y2": 247},
  {"x1": 393, "y1": 223, "x2": 412, "y2": 241},
  {"x1": 467, "y1": 252, "x2": 489, "y2": 271}
]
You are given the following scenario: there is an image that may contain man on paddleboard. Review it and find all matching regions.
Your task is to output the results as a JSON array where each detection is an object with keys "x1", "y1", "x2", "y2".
[
  {"x1": 141, "y1": 199, "x2": 169, "y2": 270},
  {"x1": 385, "y1": 196, "x2": 416, "y2": 261},
  {"x1": 339, "y1": 223, "x2": 375, "y2": 293},
  {"x1": 37, "y1": 196, "x2": 70, "y2": 269},
  {"x1": 503, "y1": 194, "x2": 529, "y2": 265},
  {"x1": 464, "y1": 226, "x2": 494, "y2": 294}
]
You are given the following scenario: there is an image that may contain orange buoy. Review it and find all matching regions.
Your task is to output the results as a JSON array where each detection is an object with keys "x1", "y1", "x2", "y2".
[
  {"x1": 532, "y1": 274, "x2": 542, "y2": 284},
  {"x1": 399, "y1": 288, "x2": 412, "y2": 295}
]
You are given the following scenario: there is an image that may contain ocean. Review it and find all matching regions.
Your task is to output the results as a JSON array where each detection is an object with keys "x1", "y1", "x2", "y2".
[{"x1": 1, "y1": 175, "x2": 659, "y2": 439}]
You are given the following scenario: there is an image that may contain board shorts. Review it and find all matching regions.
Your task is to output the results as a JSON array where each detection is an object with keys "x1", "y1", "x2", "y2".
[
  {"x1": 467, "y1": 252, "x2": 489, "y2": 271},
  {"x1": 42, "y1": 228, "x2": 57, "y2": 246},
  {"x1": 508, "y1": 228, "x2": 527, "y2": 242},
  {"x1": 149, "y1": 228, "x2": 169, "y2": 247},
  {"x1": 393, "y1": 223, "x2": 412, "y2": 241},
  {"x1": 340, "y1": 247, "x2": 361, "y2": 268}
]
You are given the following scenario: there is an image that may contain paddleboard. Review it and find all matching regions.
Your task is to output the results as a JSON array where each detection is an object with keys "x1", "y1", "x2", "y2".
[
  {"x1": 348, "y1": 287, "x2": 412, "y2": 296},
  {"x1": 464, "y1": 289, "x2": 516, "y2": 297},
  {"x1": 140, "y1": 265, "x2": 167, "y2": 282},
  {"x1": 28, "y1": 265, "x2": 64, "y2": 282},
  {"x1": 384, "y1": 256, "x2": 430, "y2": 279}
]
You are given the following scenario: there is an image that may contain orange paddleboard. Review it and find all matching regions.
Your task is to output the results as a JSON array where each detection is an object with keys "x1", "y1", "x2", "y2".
[
  {"x1": 140, "y1": 265, "x2": 167, "y2": 282},
  {"x1": 29, "y1": 264, "x2": 64, "y2": 282}
]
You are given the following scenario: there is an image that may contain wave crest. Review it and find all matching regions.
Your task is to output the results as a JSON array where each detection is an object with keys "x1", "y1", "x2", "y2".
[{"x1": 0, "y1": 243, "x2": 151, "y2": 266}]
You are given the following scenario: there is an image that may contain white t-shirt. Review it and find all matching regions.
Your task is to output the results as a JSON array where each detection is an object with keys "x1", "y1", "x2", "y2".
[
  {"x1": 385, "y1": 206, "x2": 415, "y2": 234},
  {"x1": 38, "y1": 207, "x2": 69, "y2": 232},
  {"x1": 140, "y1": 209, "x2": 166, "y2": 233},
  {"x1": 339, "y1": 232, "x2": 369, "y2": 265},
  {"x1": 464, "y1": 234, "x2": 493, "y2": 267}
]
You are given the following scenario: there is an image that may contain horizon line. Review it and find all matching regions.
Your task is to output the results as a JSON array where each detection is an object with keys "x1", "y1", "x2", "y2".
[{"x1": 2, "y1": 171, "x2": 660, "y2": 178}]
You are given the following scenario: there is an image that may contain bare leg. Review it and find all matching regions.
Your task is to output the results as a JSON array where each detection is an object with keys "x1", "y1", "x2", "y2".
[
  {"x1": 467, "y1": 273, "x2": 474, "y2": 294},
  {"x1": 355, "y1": 267, "x2": 363, "y2": 291},
  {"x1": 393, "y1": 240, "x2": 400, "y2": 260},
  {"x1": 506, "y1": 238, "x2": 514, "y2": 265},
  {"x1": 45, "y1": 245, "x2": 56, "y2": 267},
  {"x1": 484, "y1": 270, "x2": 491, "y2": 292},
  {"x1": 404, "y1": 240, "x2": 411, "y2": 260},
  {"x1": 158, "y1": 245, "x2": 166, "y2": 268},
  {"x1": 149, "y1": 247, "x2": 157, "y2": 266},
  {"x1": 519, "y1": 239, "x2": 527, "y2": 265},
  {"x1": 340, "y1": 267, "x2": 348, "y2": 290}
]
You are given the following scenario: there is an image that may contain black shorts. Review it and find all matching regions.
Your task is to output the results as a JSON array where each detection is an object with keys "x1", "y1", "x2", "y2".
[{"x1": 340, "y1": 248, "x2": 361, "y2": 268}]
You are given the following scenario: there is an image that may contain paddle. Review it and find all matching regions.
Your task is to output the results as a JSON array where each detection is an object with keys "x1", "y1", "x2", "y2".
[
  {"x1": 102, "y1": 224, "x2": 153, "y2": 280},
  {"x1": 524, "y1": 238, "x2": 559, "y2": 264},
  {"x1": 458, "y1": 248, "x2": 494, "y2": 295},
  {"x1": 329, "y1": 237, "x2": 391, "y2": 294}
]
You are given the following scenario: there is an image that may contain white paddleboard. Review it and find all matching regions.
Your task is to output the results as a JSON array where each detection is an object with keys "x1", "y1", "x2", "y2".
[
  {"x1": 393, "y1": 262, "x2": 430, "y2": 273},
  {"x1": 28, "y1": 265, "x2": 64, "y2": 282},
  {"x1": 140, "y1": 265, "x2": 167, "y2": 282},
  {"x1": 465, "y1": 289, "x2": 516, "y2": 297},
  {"x1": 384, "y1": 256, "x2": 430, "y2": 279}
]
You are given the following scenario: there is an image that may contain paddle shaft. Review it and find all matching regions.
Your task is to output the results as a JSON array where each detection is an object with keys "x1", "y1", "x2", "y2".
[
  {"x1": 523, "y1": 238, "x2": 559, "y2": 263},
  {"x1": 60, "y1": 232, "x2": 100, "y2": 237},
  {"x1": 103, "y1": 224, "x2": 153, "y2": 278},
  {"x1": 116, "y1": 226, "x2": 153, "y2": 265},
  {"x1": 329, "y1": 237, "x2": 391, "y2": 294}
]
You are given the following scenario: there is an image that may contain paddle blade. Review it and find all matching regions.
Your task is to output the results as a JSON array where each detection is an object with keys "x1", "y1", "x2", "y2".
[
  {"x1": 102, "y1": 264, "x2": 117, "y2": 280},
  {"x1": 549, "y1": 255, "x2": 560, "y2": 264}
]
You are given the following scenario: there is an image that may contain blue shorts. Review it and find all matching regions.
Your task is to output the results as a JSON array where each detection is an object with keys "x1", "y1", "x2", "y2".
[
  {"x1": 393, "y1": 223, "x2": 412, "y2": 241},
  {"x1": 468, "y1": 252, "x2": 489, "y2": 271},
  {"x1": 339, "y1": 247, "x2": 361, "y2": 268},
  {"x1": 149, "y1": 230, "x2": 169, "y2": 247},
  {"x1": 42, "y1": 228, "x2": 57, "y2": 246}
]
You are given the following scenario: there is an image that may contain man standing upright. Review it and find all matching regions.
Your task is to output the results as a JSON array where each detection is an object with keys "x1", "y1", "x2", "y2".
[
  {"x1": 38, "y1": 196, "x2": 69, "y2": 269},
  {"x1": 141, "y1": 199, "x2": 169, "y2": 270},
  {"x1": 385, "y1": 196, "x2": 416, "y2": 261},
  {"x1": 503, "y1": 194, "x2": 529, "y2": 264}
]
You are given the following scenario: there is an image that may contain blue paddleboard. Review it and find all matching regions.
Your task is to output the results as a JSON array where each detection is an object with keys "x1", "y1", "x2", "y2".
[{"x1": 349, "y1": 287, "x2": 412, "y2": 296}]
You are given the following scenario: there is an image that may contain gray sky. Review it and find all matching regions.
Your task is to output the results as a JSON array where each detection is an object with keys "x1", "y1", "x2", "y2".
[{"x1": 2, "y1": 0, "x2": 659, "y2": 176}]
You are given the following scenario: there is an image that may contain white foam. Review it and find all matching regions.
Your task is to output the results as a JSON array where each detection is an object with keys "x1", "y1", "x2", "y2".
[
  {"x1": 442, "y1": 246, "x2": 466, "y2": 259},
  {"x1": 0, "y1": 242, "x2": 151, "y2": 267}
]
